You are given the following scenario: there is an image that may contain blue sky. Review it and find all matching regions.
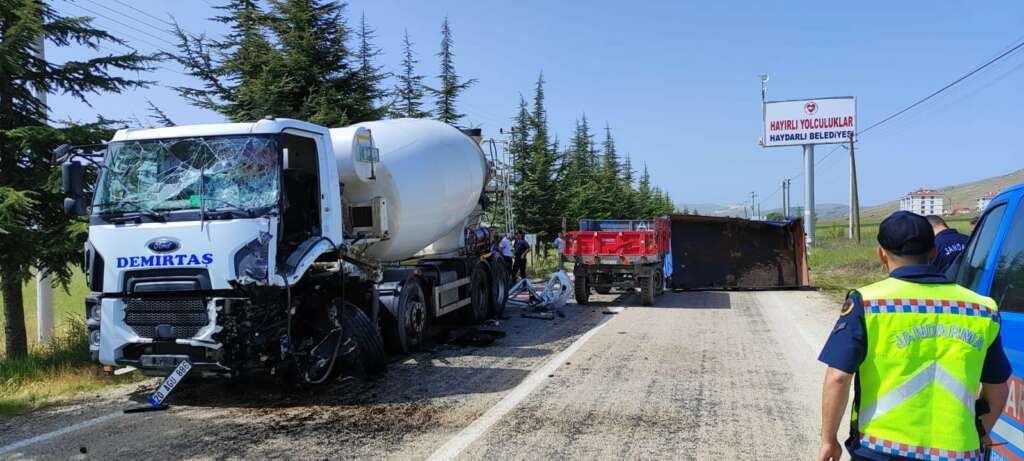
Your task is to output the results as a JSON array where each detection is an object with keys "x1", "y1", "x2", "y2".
[{"x1": 46, "y1": 0, "x2": 1024, "y2": 210}]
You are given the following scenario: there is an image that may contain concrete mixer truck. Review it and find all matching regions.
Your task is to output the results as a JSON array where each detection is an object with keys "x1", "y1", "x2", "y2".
[{"x1": 59, "y1": 118, "x2": 509, "y2": 385}]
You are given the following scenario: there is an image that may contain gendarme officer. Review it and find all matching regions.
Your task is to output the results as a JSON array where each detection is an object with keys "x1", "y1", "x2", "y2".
[{"x1": 816, "y1": 211, "x2": 1011, "y2": 461}]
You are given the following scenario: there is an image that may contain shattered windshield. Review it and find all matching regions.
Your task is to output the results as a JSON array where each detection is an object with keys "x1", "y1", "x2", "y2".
[{"x1": 93, "y1": 135, "x2": 280, "y2": 216}]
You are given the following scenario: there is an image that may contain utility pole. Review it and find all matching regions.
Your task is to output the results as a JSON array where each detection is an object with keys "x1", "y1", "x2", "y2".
[
  {"x1": 750, "y1": 191, "x2": 757, "y2": 220},
  {"x1": 33, "y1": 31, "x2": 54, "y2": 344},
  {"x1": 849, "y1": 133, "x2": 861, "y2": 243},
  {"x1": 804, "y1": 145, "x2": 815, "y2": 247}
]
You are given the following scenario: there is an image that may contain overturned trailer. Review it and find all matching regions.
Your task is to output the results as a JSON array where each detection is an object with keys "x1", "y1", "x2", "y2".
[{"x1": 667, "y1": 215, "x2": 809, "y2": 290}]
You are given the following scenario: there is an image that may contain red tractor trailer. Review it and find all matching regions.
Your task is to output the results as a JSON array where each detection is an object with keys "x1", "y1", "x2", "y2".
[{"x1": 564, "y1": 219, "x2": 670, "y2": 306}]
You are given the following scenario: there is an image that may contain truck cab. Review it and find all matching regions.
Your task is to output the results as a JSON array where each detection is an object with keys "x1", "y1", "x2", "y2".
[
  {"x1": 948, "y1": 183, "x2": 1024, "y2": 460},
  {"x1": 67, "y1": 118, "x2": 370, "y2": 381}
]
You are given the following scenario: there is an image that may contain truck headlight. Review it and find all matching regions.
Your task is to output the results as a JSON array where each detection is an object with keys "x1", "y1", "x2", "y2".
[
  {"x1": 89, "y1": 329, "x2": 101, "y2": 347},
  {"x1": 85, "y1": 294, "x2": 101, "y2": 327}
]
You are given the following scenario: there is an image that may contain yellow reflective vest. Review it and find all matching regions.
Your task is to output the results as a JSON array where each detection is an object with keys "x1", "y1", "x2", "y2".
[{"x1": 854, "y1": 277, "x2": 1000, "y2": 461}]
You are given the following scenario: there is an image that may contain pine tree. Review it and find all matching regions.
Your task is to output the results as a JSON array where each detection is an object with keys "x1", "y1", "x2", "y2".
[
  {"x1": 173, "y1": 0, "x2": 381, "y2": 126},
  {"x1": 0, "y1": 0, "x2": 154, "y2": 358},
  {"x1": 390, "y1": 29, "x2": 429, "y2": 118},
  {"x1": 511, "y1": 74, "x2": 559, "y2": 238},
  {"x1": 173, "y1": 0, "x2": 289, "y2": 121},
  {"x1": 426, "y1": 16, "x2": 476, "y2": 125},
  {"x1": 597, "y1": 124, "x2": 621, "y2": 218},
  {"x1": 638, "y1": 163, "x2": 654, "y2": 217},
  {"x1": 351, "y1": 11, "x2": 388, "y2": 120},
  {"x1": 559, "y1": 114, "x2": 599, "y2": 226},
  {"x1": 620, "y1": 155, "x2": 639, "y2": 218}
]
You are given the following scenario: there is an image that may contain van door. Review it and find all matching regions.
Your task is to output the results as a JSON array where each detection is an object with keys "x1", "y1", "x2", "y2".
[{"x1": 958, "y1": 193, "x2": 1024, "y2": 459}]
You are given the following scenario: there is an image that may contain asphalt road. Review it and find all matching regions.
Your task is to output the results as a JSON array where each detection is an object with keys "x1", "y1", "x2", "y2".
[{"x1": 0, "y1": 289, "x2": 847, "y2": 461}]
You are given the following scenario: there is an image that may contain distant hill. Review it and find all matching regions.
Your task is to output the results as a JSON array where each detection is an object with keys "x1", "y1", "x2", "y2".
[
  {"x1": 679, "y1": 168, "x2": 1023, "y2": 224},
  {"x1": 680, "y1": 202, "x2": 849, "y2": 220},
  {"x1": 855, "y1": 168, "x2": 1024, "y2": 222}
]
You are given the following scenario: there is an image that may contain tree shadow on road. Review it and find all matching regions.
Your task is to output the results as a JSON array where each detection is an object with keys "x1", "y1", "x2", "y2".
[{"x1": 124, "y1": 293, "x2": 630, "y2": 410}]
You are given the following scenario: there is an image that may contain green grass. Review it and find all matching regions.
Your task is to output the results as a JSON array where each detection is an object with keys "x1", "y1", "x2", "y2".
[
  {"x1": 808, "y1": 217, "x2": 973, "y2": 301},
  {"x1": 0, "y1": 271, "x2": 140, "y2": 417},
  {"x1": 1, "y1": 269, "x2": 92, "y2": 349}
]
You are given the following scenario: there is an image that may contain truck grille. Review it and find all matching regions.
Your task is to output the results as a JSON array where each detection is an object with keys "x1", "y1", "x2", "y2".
[{"x1": 124, "y1": 298, "x2": 209, "y2": 339}]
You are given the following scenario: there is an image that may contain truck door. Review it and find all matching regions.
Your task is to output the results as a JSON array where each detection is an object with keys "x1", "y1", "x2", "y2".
[
  {"x1": 279, "y1": 131, "x2": 324, "y2": 261},
  {"x1": 955, "y1": 192, "x2": 1024, "y2": 459}
]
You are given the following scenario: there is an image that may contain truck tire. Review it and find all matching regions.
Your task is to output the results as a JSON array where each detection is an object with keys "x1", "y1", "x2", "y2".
[
  {"x1": 655, "y1": 270, "x2": 665, "y2": 295},
  {"x1": 343, "y1": 303, "x2": 386, "y2": 374},
  {"x1": 463, "y1": 262, "x2": 491, "y2": 324},
  {"x1": 574, "y1": 274, "x2": 589, "y2": 305},
  {"x1": 383, "y1": 280, "x2": 428, "y2": 354},
  {"x1": 640, "y1": 275, "x2": 655, "y2": 306},
  {"x1": 489, "y1": 258, "x2": 508, "y2": 318}
]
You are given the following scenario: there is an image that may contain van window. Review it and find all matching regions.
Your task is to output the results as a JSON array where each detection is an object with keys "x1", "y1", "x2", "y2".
[
  {"x1": 990, "y1": 203, "x2": 1024, "y2": 312},
  {"x1": 955, "y1": 204, "x2": 1007, "y2": 293}
]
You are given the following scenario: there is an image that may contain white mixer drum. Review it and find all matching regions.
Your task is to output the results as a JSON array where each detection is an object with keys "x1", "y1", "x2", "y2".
[{"x1": 330, "y1": 119, "x2": 487, "y2": 261}]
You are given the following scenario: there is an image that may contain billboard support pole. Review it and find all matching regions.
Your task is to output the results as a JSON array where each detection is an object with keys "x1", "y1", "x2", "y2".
[
  {"x1": 803, "y1": 144, "x2": 815, "y2": 247},
  {"x1": 849, "y1": 133, "x2": 861, "y2": 244}
]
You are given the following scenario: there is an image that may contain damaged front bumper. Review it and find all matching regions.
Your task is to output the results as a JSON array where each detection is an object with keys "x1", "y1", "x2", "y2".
[{"x1": 97, "y1": 295, "x2": 234, "y2": 375}]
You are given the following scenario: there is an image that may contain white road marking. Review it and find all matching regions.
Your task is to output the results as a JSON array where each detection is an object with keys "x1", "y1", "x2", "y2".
[
  {"x1": 0, "y1": 411, "x2": 123, "y2": 456},
  {"x1": 425, "y1": 315, "x2": 613, "y2": 461}
]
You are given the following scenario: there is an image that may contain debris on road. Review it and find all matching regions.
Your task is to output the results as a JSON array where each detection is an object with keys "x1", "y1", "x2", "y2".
[
  {"x1": 447, "y1": 328, "x2": 507, "y2": 347},
  {"x1": 508, "y1": 271, "x2": 573, "y2": 320}
]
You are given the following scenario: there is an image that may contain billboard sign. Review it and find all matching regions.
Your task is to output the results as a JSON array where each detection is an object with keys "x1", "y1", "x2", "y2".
[{"x1": 762, "y1": 97, "x2": 856, "y2": 147}]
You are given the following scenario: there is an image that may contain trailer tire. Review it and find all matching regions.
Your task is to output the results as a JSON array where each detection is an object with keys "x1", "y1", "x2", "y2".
[
  {"x1": 343, "y1": 303, "x2": 386, "y2": 374},
  {"x1": 489, "y1": 258, "x2": 508, "y2": 318},
  {"x1": 463, "y1": 262, "x2": 491, "y2": 324},
  {"x1": 641, "y1": 274, "x2": 655, "y2": 306},
  {"x1": 574, "y1": 274, "x2": 589, "y2": 305},
  {"x1": 384, "y1": 280, "x2": 428, "y2": 355}
]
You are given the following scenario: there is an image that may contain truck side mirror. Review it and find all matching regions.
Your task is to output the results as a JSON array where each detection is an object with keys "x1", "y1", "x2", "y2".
[{"x1": 62, "y1": 160, "x2": 86, "y2": 217}]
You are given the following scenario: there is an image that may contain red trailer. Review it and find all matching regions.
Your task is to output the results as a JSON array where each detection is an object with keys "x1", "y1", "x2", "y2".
[{"x1": 564, "y1": 218, "x2": 670, "y2": 306}]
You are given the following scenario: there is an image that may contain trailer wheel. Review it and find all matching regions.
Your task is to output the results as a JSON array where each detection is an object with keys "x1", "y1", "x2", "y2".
[
  {"x1": 463, "y1": 262, "x2": 491, "y2": 324},
  {"x1": 489, "y1": 258, "x2": 508, "y2": 318},
  {"x1": 640, "y1": 274, "x2": 656, "y2": 306},
  {"x1": 574, "y1": 274, "x2": 589, "y2": 305},
  {"x1": 343, "y1": 302, "x2": 386, "y2": 374},
  {"x1": 384, "y1": 280, "x2": 428, "y2": 354}
]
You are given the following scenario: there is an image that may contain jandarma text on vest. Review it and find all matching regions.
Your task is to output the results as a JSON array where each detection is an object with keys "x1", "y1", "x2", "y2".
[{"x1": 893, "y1": 323, "x2": 985, "y2": 350}]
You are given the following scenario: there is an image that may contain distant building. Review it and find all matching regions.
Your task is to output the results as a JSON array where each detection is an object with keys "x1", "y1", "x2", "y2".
[
  {"x1": 977, "y1": 191, "x2": 998, "y2": 211},
  {"x1": 950, "y1": 207, "x2": 973, "y2": 216},
  {"x1": 899, "y1": 189, "x2": 944, "y2": 216}
]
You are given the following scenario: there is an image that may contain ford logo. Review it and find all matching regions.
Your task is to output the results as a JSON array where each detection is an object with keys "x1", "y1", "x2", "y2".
[{"x1": 147, "y1": 238, "x2": 180, "y2": 253}]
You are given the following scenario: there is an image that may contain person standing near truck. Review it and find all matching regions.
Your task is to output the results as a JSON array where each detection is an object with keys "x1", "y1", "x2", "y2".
[
  {"x1": 554, "y1": 233, "x2": 566, "y2": 271},
  {"x1": 513, "y1": 231, "x2": 530, "y2": 281},
  {"x1": 816, "y1": 211, "x2": 1010, "y2": 461},
  {"x1": 499, "y1": 233, "x2": 513, "y2": 274},
  {"x1": 926, "y1": 215, "x2": 969, "y2": 272}
]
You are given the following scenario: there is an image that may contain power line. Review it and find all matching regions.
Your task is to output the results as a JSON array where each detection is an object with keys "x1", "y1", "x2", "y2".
[
  {"x1": 106, "y1": 0, "x2": 176, "y2": 28},
  {"x1": 57, "y1": 0, "x2": 177, "y2": 54},
  {"x1": 80, "y1": 0, "x2": 177, "y2": 40},
  {"x1": 859, "y1": 38, "x2": 1024, "y2": 136}
]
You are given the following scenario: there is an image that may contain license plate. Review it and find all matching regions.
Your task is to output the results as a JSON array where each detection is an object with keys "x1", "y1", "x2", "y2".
[
  {"x1": 148, "y1": 360, "x2": 191, "y2": 408},
  {"x1": 140, "y1": 354, "x2": 189, "y2": 368}
]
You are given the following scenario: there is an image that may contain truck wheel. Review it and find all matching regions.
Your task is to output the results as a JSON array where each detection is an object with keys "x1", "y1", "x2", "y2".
[
  {"x1": 655, "y1": 270, "x2": 665, "y2": 295},
  {"x1": 595, "y1": 287, "x2": 611, "y2": 295},
  {"x1": 343, "y1": 303, "x2": 386, "y2": 374},
  {"x1": 463, "y1": 262, "x2": 490, "y2": 324},
  {"x1": 641, "y1": 275, "x2": 655, "y2": 306},
  {"x1": 384, "y1": 280, "x2": 428, "y2": 354},
  {"x1": 574, "y1": 274, "x2": 589, "y2": 305},
  {"x1": 489, "y1": 258, "x2": 508, "y2": 318}
]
